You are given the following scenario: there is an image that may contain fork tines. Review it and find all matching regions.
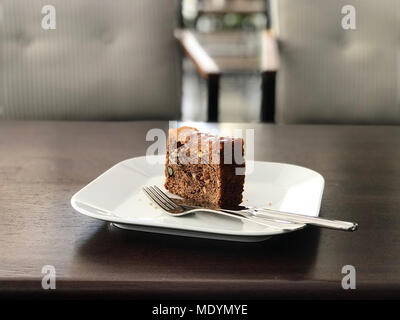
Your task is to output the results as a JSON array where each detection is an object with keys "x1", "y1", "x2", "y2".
[{"x1": 142, "y1": 186, "x2": 178, "y2": 211}]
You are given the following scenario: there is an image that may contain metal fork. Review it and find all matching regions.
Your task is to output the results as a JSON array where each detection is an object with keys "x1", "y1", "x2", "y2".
[
  {"x1": 142, "y1": 186, "x2": 303, "y2": 231},
  {"x1": 144, "y1": 185, "x2": 358, "y2": 232}
]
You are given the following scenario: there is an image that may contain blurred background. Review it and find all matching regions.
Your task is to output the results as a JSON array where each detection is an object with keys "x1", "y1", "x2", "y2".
[
  {"x1": 1, "y1": 0, "x2": 399, "y2": 124},
  {"x1": 180, "y1": 0, "x2": 269, "y2": 122}
]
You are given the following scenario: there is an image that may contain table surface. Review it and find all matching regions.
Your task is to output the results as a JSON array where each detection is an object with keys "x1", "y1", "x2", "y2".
[
  {"x1": 198, "y1": 0, "x2": 266, "y2": 15},
  {"x1": 1, "y1": 121, "x2": 399, "y2": 299},
  {"x1": 193, "y1": 31, "x2": 263, "y2": 73}
]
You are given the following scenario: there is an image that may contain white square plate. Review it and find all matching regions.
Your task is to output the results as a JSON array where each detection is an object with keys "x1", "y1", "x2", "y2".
[{"x1": 71, "y1": 155, "x2": 324, "y2": 242}]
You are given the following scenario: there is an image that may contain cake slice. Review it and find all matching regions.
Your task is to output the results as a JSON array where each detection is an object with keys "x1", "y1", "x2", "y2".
[{"x1": 164, "y1": 126, "x2": 245, "y2": 208}]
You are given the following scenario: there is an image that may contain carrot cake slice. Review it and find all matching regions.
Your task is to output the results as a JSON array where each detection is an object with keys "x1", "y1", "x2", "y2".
[{"x1": 165, "y1": 127, "x2": 245, "y2": 208}]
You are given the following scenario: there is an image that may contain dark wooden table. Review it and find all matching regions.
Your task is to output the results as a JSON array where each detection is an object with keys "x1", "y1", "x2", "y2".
[{"x1": 1, "y1": 121, "x2": 399, "y2": 299}]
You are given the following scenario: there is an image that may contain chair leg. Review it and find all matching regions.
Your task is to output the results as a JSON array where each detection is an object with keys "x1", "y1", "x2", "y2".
[
  {"x1": 207, "y1": 74, "x2": 220, "y2": 122},
  {"x1": 260, "y1": 71, "x2": 276, "y2": 122}
]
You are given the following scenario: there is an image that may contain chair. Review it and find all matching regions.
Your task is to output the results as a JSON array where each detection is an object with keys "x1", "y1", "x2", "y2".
[
  {"x1": 0, "y1": 0, "x2": 181, "y2": 120},
  {"x1": 176, "y1": 0, "x2": 278, "y2": 122},
  {"x1": 268, "y1": 0, "x2": 400, "y2": 124}
]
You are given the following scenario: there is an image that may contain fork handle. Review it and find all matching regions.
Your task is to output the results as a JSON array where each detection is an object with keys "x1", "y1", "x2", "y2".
[
  {"x1": 184, "y1": 207, "x2": 303, "y2": 231},
  {"x1": 249, "y1": 208, "x2": 358, "y2": 231}
]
